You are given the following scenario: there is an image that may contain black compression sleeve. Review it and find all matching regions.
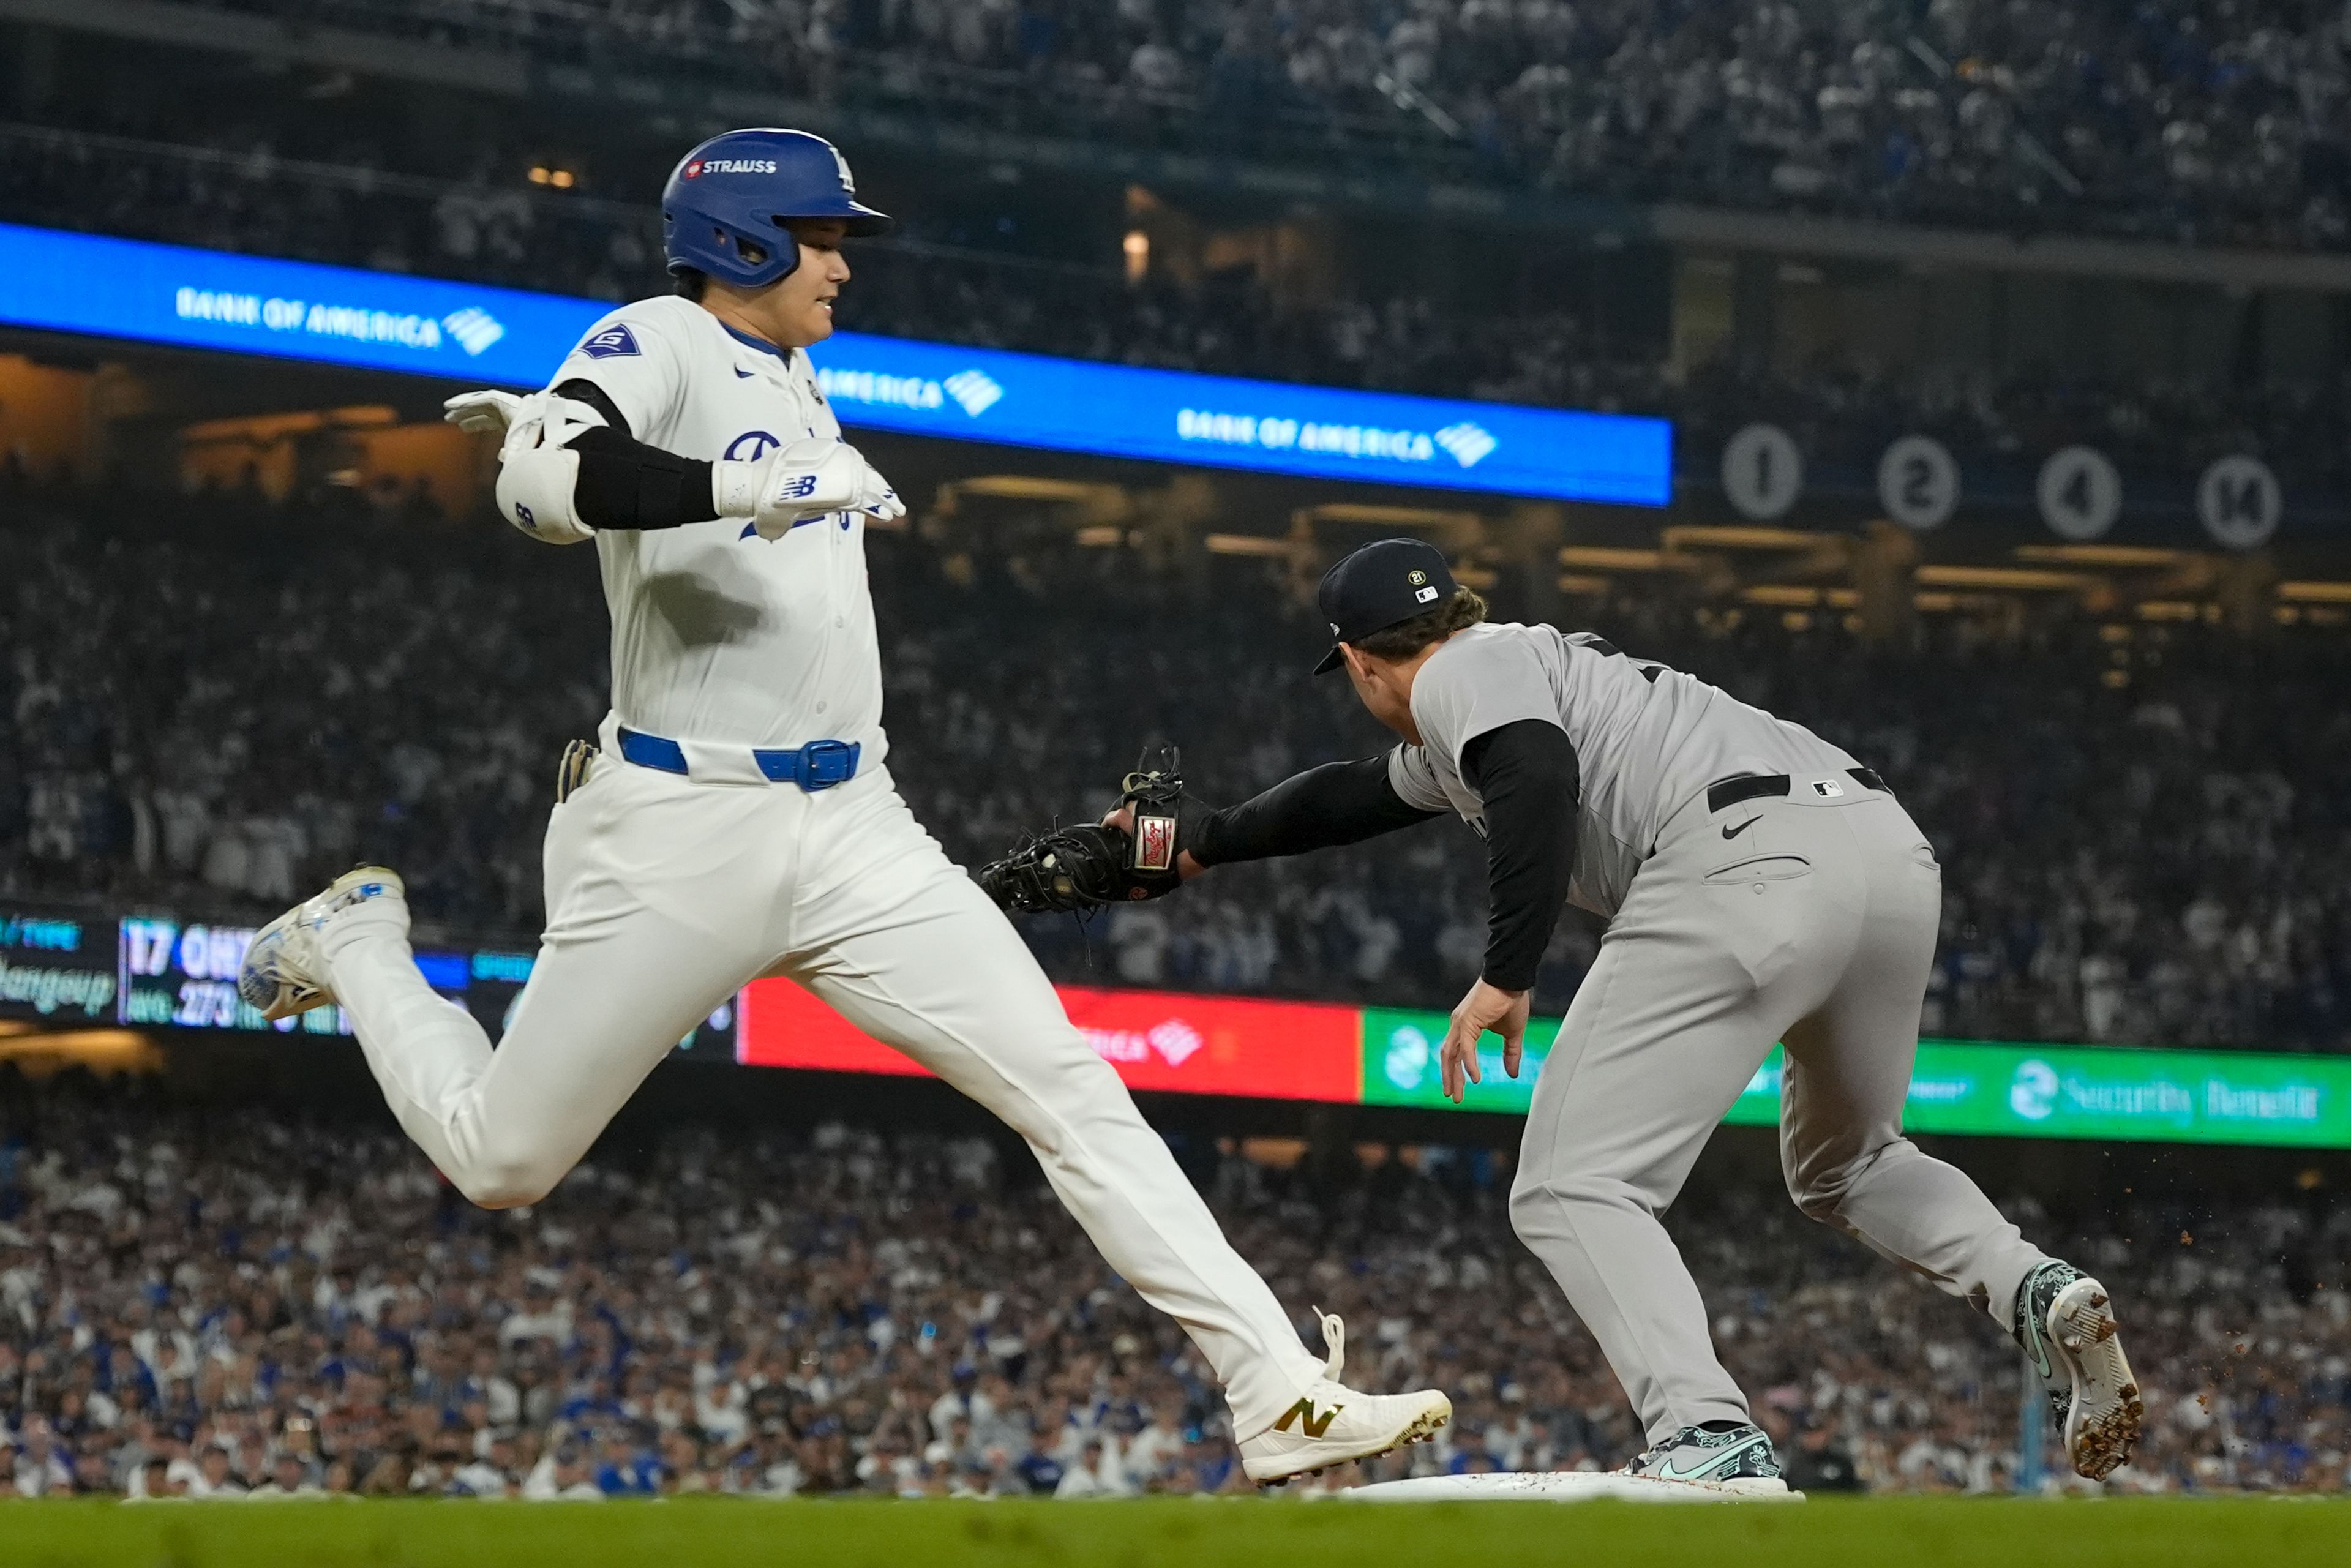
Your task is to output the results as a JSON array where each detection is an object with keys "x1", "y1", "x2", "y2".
[
  {"x1": 1190, "y1": 756, "x2": 1441, "y2": 867},
  {"x1": 1460, "y1": 719, "x2": 1580, "y2": 992},
  {"x1": 551, "y1": 378, "x2": 719, "y2": 532}
]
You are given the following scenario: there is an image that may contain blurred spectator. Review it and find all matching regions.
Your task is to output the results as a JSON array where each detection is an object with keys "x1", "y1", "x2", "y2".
[
  {"x1": 7, "y1": 472, "x2": 2351, "y2": 1052},
  {"x1": 0, "y1": 1076, "x2": 2341, "y2": 1497},
  {"x1": 97, "y1": 0, "x2": 2351, "y2": 249},
  {"x1": 2, "y1": 122, "x2": 2340, "y2": 499}
]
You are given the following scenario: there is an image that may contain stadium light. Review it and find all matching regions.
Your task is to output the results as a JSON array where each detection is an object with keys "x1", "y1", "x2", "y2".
[
  {"x1": 2014, "y1": 544, "x2": 2189, "y2": 568},
  {"x1": 1558, "y1": 546, "x2": 1702, "y2": 574},
  {"x1": 1661, "y1": 525, "x2": 1826, "y2": 552},
  {"x1": 1204, "y1": 533, "x2": 1292, "y2": 557},
  {"x1": 2276, "y1": 581, "x2": 2351, "y2": 603},
  {"x1": 1915, "y1": 565, "x2": 2099, "y2": 593}
]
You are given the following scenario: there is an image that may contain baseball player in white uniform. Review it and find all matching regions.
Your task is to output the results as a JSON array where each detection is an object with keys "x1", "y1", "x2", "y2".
[
  {"x1": 237, "y1": 129, "x2": 1447, "y2": 1484},
  {"x1": 1075, "y1": 538, "x2": 2143, "y2": 1491}
]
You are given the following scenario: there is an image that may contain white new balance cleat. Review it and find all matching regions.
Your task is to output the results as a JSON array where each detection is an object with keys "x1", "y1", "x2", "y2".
[
  {"x1": 2015, "y1": 1261, "x2": 2143, "y2": 1480},
  {"x1": 238, "y1": 866, "x2": 407, "y2": 1022},
  {"x1": 1236, "y1": 1310, "x2": 1452, "y2": 1486}
]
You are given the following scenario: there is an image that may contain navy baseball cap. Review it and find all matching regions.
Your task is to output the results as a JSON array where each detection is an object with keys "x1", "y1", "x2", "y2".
[{"x1": 1313, "y1": 538, "x2": 1458, "y2": 674}]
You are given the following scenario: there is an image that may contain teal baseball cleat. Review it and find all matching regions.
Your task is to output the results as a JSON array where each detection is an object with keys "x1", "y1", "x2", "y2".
[
  {"x1": 1621, "y1": 1421, "x2": 1791, "y2": 1495},
  {"x1": 2015, "y1": 1260, "x2": 2143, "y2": 1480}
]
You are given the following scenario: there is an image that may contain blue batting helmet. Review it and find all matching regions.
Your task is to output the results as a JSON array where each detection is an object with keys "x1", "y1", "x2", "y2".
[{"x1": 661, "y1": 128, "x2": 891, "y2": 288}]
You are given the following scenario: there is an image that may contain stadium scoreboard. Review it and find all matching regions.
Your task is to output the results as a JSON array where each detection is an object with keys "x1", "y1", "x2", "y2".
[
  {"x1": 2, "y1": 904, "x2": 733, "y2": 1053},
  {"x1": 8, "y1": 902, "x2": 2347, "y2": 1151}
]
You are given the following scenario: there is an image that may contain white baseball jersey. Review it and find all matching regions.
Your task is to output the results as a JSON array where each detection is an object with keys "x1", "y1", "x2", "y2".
[
  {"x1": 1387, "y1": 621, "x2": 1860, "y2": 917},
  {"x1": 549, "y1": 294, "x2": 883, "y2": 756}
]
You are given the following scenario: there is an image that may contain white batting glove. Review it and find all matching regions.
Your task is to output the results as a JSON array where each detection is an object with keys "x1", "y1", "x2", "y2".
[
  {"x1": 443, "y1": 389, "x2": 526, "y2": 435},
  {"x1": 716, "y1": 439, "x2": 906, "y2": 541}
]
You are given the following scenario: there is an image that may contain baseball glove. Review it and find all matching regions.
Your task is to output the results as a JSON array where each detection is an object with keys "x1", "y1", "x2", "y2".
[{"x1": 979, "y1": 748, "x2": 1209, "y2": 915}]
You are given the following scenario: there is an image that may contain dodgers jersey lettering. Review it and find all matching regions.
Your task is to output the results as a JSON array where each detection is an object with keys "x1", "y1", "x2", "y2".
[
  {"x1": 550, "y1": 295, "x2": 883, "y2": 755},
  {"x1": 1386, "y1": 622, "x2": 1860, "y2": 917}
]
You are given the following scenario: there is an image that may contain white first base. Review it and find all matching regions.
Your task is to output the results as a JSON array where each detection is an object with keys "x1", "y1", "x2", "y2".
[{"x1": 1341, "y1": 1471, "x2": 1802, "y2": 1504}]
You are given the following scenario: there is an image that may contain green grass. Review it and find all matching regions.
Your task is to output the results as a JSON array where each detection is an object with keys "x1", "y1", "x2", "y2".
[{"x1": 4, "y1": 1496, "x2": 2350, "y2": 1568}]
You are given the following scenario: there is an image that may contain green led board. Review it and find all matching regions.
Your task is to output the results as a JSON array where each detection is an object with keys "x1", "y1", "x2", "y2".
[{"x1": 1360, "y1": 1008, "x2": 2351, "y2": 1147}]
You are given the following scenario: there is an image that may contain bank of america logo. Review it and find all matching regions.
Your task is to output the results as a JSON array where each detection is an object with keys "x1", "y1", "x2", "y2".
[
  {"x1": 943, "y1": 369, "x2": 1003, "y2": 416},
  {"x1": 441, "y1": 308, "x2": 506, "y2": 357},
  {"x1": 1434, "y1": 422, "x2": 1497, "y2": 468}
]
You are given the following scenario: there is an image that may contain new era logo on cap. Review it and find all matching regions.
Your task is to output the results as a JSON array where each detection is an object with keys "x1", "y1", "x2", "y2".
[{"x1": 1311, "y1": 538, "x2": 1458, "y2": 675}]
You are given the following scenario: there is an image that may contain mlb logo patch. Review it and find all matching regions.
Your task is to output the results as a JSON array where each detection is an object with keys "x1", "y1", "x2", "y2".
[
  {"x1": 1810, "y1": 778, "x2": 1845, "y2": 798},
  {"x1": 580, "y1": 324, "x2": 640, "y2": 359}
]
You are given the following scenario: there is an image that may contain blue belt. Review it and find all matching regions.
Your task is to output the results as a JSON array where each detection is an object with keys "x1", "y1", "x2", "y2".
[{"x1": 617, "y1": 727, "x2": 861, "y2": 790}]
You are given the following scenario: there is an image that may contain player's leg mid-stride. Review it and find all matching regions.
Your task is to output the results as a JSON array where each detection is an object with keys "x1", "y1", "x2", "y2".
[{"x1": 243, "y1": 861, "x2": 1446, "y2": 1484}]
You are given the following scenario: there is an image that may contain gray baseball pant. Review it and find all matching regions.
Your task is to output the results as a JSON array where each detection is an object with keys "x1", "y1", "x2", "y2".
[{"x1": 1509, "y1": 782, "x2": 2049, "y2": 1442}]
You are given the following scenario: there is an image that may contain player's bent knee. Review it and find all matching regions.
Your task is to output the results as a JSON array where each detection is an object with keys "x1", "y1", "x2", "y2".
[
  {"x1": 1785, "y1": 1174, "x2": 1848, "y2": 1226},
  {"x1": 1783, "y1": 1137, "x2": 1902, "y2": 1225},
  {"x1": 1508, "y1": 1169, "x2": 1633, "y2": 1242},
  {"x1": 459, "y1": 1171, "x2": 557, "y2": 1210},
  {"x1": 451, "y1": 1147, "x2": 568, "y2": 1210}
]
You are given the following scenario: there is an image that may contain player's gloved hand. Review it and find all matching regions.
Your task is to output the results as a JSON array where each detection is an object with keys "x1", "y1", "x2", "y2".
[
  {"x1": 718, "y1": 438, "x2": 906, "y2": 541},
  {"x1": 443, "y1": 389, "x2": 526, "y2": 435},
  {"x1": 980, "y1": 749, "x2": 1211, "y2": 915}
]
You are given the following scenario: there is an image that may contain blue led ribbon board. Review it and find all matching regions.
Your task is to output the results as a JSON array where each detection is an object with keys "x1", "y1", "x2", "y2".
[{"x1": 0, "y1": 222, "x2": 1669, "y2": 506}]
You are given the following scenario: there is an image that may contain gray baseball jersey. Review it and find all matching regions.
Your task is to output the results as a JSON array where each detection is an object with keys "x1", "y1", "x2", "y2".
[
  {"x1": 1385, "y1": 621, "x2": 1861, "y2": 917},
  {"x1": 1389, "y1": 625, "x2": 2053, "y2": 1450}
]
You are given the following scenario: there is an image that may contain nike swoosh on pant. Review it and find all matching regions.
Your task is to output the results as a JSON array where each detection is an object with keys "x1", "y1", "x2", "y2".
[{"x1": 1722, "y1": 818, "x2": 1758, "y2": 839}]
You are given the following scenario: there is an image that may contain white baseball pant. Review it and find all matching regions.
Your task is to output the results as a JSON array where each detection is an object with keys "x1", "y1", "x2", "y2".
[{"x1": 316, "y1": 740, "x2": 1329, "y2": 1431}]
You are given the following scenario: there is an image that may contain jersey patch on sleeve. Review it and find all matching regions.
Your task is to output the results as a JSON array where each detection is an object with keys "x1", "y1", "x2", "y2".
[{"x1": 580, "y1": 324, "x2": 641, "y2": 359}]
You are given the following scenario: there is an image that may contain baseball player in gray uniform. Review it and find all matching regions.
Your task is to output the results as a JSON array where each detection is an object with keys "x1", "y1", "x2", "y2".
[{"x1": 1103, "y1": 537, "x2": 2142, "y2": 1491}]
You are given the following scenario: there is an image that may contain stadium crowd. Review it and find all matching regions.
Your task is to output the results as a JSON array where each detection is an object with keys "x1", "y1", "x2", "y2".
[
  {"x1": 154, "y1": 0, "x2": 2351, "y2": 249},
  {"x1": 0, "y1": 1080, "x2": 2341, "y2": 1499},
  {"x1": 7, "y1": 471, "x2": 2351, "y2": 1054},
  {"x1": 2, "y1": 122, "x2": 2347, "y2": 499}
]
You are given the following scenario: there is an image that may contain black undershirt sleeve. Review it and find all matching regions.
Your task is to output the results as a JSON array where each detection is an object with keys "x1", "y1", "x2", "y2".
[
  {"x1": 1459, "y1": 719, "x2": 1580, "y2": 993},
  {"x1": 551, "y1": 378, "x2": 719, "y2": 533},
  {"x1": 1190, "y1": 756, "x2": 1441, "y2": 868}
]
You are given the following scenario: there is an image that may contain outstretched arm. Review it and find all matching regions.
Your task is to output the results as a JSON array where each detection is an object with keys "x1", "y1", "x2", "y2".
[
  {"x1": 447, "y1": 380, "x2": 901, "y2": 544},
  {"x1": 1180, "y1": 756, "x2": 1444, "y2": 874}
]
